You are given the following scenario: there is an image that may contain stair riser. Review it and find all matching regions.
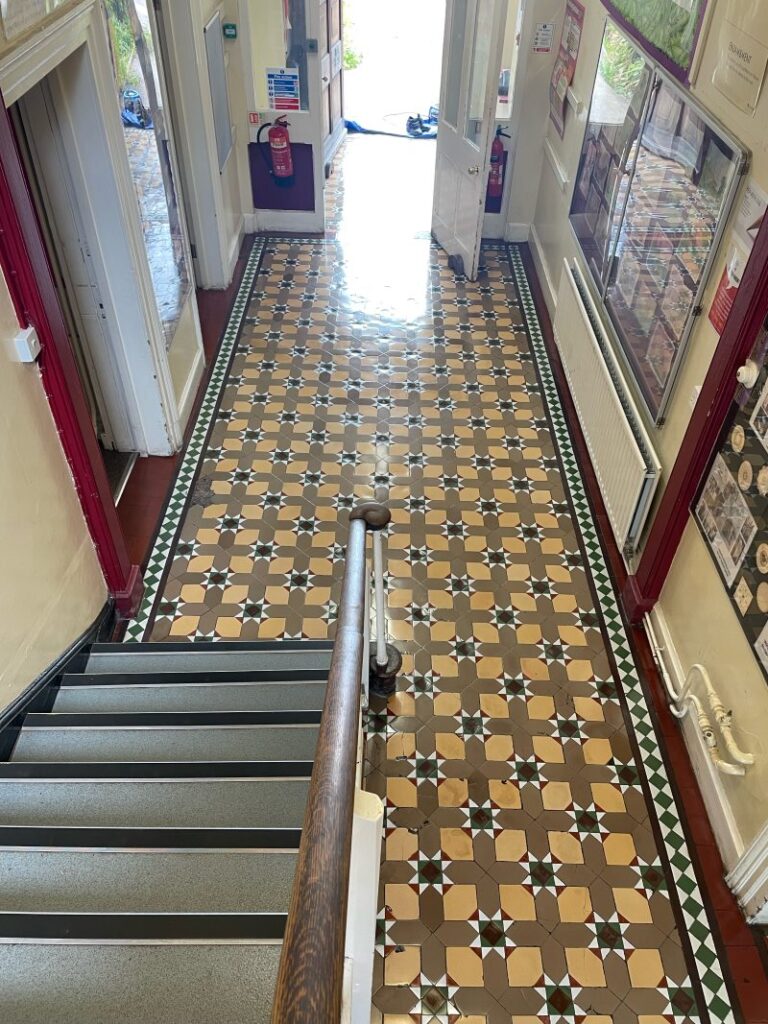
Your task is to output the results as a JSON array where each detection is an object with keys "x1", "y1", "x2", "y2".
[{"x1": 11, "y1": 727, "x2": 319, "y2": 764}]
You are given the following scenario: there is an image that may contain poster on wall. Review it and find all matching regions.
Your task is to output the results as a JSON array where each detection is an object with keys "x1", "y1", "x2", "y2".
[
  {"x1": 695, "y1": 326, "x2": 768, "y2": 684},
  {"x1": 601, "y1": 0, "x2": 706, "y2": 80},
  {"x1": 708, "y1": 181, "x2": 767, "y2": 335},
  {"x1": 549, "y1": 0, "x2": 586, "y2": 138},
  {"x1": 712, "y1": 10, "x2": 768, "y2": 115}
]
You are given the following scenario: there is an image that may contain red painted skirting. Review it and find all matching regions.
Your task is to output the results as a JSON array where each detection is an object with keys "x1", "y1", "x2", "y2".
[
  {"x1": 623, "y1": 217, "x2": 768, "y2": 621},
  {"x1": 0, "y1": 93, "x2": 142, "y2": 616}
]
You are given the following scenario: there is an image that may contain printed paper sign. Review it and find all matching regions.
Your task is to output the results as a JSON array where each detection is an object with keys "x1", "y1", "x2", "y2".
[
  {"x1": 708, "y1": 244, "x2": 748, "y2": 335},
  {"x1": 708, "y1": 181, "x2": 767, "y2": 333},
  {"x1": 734, "y1": 180, "x2": 768, "y2": 251},
  {"x1": 713, "y1": 20, "x2": 768, "y2": 114},
  {"x1": 533, "y1": 23, "x2": 555, "y2": 53},
  {"x1": 549, "y1": 0, "x2": 585, "y2": 138},
  {"x1": 266, "y1": 67, "x2": 301, "y2": 111}
]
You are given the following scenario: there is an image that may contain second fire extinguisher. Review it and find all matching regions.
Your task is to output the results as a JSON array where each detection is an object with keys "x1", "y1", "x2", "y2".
[
  {"x1": 487, "y1": 126, "x2": 511, "y2": 200},
  {"x1": 257, "y1": 116, "x2": 295, "y2": 188}
]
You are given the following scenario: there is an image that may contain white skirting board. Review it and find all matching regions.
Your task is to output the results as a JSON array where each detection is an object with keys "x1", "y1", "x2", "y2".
[{"x1": 528, "y1": 224, "x2": 558, "y2": 315}]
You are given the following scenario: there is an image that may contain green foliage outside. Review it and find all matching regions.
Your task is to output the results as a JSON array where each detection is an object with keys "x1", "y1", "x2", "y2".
[
  {"x1": 104, "y1": 0, "x2": 138, "y2": 90},
  {"x1": 343, "y1": 47, "x2": 363, "y2": 70},
  {"x1": 599, "y1": 24, "x2": 645, "y2": 98},
  {"x1": 607, "y1": 0, "x2": 702, "y2": 70}
]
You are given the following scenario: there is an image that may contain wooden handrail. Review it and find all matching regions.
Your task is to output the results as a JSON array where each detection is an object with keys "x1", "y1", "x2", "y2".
[{"x1": 271, "y1": 502, "x2": 391, "y2": 1024}]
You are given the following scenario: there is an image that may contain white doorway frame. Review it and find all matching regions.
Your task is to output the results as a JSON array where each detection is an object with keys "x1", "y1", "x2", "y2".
[{"x1": 0, "y1": 0, "x2": 183, "y2": 455}]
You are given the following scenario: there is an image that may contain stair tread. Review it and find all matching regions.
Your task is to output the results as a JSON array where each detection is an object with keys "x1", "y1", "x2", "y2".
[
  {"x1": 0, "y1": 779, "x2": 310, "y2": 828},
  {"x1": 11, "y1": 725, "x2": 319, "y2": 763},
  {"x1": 0, "y1": 849, "x2": 297, "y2": 911},
  {"x1": 54, "y1": 680, "x2": 327, "y2": 712},
  {"x1": 0, "y1": 943, "x2": 282, "y2": 1024}
]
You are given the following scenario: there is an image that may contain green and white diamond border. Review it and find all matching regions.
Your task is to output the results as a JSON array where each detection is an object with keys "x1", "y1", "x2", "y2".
[
  {"x1": 507, "y1": 243, "x2": 734, "y2": 1024},
  {"x1": 123, "y1": 237, "x2": 266, "y2": 642}
]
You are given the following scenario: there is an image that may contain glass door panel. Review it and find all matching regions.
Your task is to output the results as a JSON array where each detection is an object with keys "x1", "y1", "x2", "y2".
[
  {"x1": 464, "y1": 0, "x2": 494, "y2": 145},
  {"x1": 104, "y1": 0, "x2": 192, "y2": 351}
]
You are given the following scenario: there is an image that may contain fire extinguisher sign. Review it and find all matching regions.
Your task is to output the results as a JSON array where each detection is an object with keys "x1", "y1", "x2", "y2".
[{"x1": 266, "y1": 68, "x2": 301, "y2": 111}]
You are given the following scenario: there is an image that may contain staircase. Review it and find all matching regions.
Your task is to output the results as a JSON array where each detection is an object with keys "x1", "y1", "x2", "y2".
[{"x1": 0, "y1": 639, "x2": 334, "y2": 1024}]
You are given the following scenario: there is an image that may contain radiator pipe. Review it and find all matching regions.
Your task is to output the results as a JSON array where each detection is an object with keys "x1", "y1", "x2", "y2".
[{"x1": 643, "y1": 615, "x2": 752, "y2": 776}]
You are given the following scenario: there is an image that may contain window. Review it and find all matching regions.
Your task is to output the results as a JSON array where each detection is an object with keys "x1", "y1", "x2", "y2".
[{"x1": 569, "y1": 22, "x2": 746, "y2": 423}]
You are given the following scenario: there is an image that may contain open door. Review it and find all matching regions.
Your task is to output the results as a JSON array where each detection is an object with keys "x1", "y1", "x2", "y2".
[{"x1": 432, "y1": 0, "x2": 507, "y2": 280}]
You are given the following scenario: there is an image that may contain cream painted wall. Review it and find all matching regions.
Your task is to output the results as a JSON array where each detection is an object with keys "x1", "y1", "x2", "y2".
[
  {"x1": 0, "y1": 267, "x2": 106, "y2": 714},
  {"x1": 519, "y1": 0, "x2": 768, "y2": 865}
]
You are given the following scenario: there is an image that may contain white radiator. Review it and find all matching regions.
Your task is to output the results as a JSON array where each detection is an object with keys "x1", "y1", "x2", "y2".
[{"x1": 553, "y1": 260, "x2": 661, "y2": 556}]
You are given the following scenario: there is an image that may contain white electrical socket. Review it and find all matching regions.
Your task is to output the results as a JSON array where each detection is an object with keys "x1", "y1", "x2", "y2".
[{"x1": 14, "y1": 326, "x2": 41, "y2": 363}]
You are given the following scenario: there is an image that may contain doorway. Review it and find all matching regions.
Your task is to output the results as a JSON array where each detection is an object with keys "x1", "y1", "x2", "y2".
[{"x1": 11, "y1": 70, "x2": 139, "y2": 501}]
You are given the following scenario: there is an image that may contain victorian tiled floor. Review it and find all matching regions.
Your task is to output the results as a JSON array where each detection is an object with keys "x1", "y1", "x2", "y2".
[{"x1": 123, "y1": 136, "x2": 736, "y2": 1023}]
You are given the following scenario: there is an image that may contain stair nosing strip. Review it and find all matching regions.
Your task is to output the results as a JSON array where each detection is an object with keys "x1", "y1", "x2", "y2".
[
  {"x1": 0, "y1": 911, "x2": 287, "y2": 942},
  {"x1": 0, "y1": 760, "x2": 314, "y2": 779},
  {"x1": 0, "y1": 826, "x2": 303, "y2": 850}
]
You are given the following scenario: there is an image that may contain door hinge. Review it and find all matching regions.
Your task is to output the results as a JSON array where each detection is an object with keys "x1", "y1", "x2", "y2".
[{"x1": 190, "y1": 243, "x2": 197, "y2": 259}]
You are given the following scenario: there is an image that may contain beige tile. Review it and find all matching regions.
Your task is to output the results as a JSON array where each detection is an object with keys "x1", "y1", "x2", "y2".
[
  {"x1": 506, "y1": 946, "x2": 543, "y2": 986},
  {"x1": 446, "y1": 947, "x2": 484, "y2": 987},
  {"x1": 443, "y1": 883, "x2": 478, "y2": 919},
  {"x1": 384, "y1": 945, "x2": 421, "y2": 986}
]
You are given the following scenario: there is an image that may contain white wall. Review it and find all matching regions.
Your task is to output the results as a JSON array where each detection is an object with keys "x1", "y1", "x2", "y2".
[
  {"x1": 0, "y1": 266, "x2": 107, "y2": 713},
  {"x1": 513, "y1": 0, "x2": 768, "y2": 874}
]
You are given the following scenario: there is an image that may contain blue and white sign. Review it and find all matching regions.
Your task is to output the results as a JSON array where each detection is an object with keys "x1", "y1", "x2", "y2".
[{"x1": 266, "y1": 67, "x2": 301, "y2": 111}]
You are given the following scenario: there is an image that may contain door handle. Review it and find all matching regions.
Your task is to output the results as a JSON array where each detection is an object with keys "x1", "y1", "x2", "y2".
[{"x1": 467, "y1": 165, "x2": 480, "y2": 175}]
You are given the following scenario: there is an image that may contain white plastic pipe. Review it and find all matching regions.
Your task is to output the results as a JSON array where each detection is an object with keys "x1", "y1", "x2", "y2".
[
  {"x1": 372, "y1": 531, "x2": 387, "y2": 668},
  {"x1": 643, "y1": 615, "x2": 753, "y2": 775}
]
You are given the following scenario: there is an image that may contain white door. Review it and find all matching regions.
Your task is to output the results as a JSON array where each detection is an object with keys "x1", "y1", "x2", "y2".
[{"x1": 432, "y1": 0, "x2": 507, "y2": 280}]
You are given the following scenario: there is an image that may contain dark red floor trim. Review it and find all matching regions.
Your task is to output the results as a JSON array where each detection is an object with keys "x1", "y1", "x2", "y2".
[
  {"x1": 0, "y1": 92, "x2": 141, "y2": 616},
  {"x1": 117, "y1": 236, "x2": 255, "y2": 571},
  {"x1": 623, "y1": 217, "x2": 768, "y2": 623},
  {"x1": 519, "y1": 243, "x2": 768, "y2": 1023}
]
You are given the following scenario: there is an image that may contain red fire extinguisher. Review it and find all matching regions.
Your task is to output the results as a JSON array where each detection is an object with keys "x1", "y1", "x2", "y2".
[
  {"x1": 487, "y1": 126, "x2": 511, "y2": 200},
  {"x1": 257, "y1": 116, "x2": 295, "y2": 187}
]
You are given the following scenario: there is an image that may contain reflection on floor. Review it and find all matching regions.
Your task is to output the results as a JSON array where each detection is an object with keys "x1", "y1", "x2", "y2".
[
  {"x1": 123, "y1": 135, "x2": 735, "y2": 1023},
  {"x1": 124, "y1": 126, "x2": 190, "y2": 347}
]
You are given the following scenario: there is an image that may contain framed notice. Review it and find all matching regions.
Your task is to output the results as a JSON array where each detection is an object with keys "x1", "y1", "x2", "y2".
[
  {"x1": 601, "y1": 0, "x2": 707, "y2": 80},
  {"x1": 695, "y1": 327, "x2": 768, "y2": 683}
]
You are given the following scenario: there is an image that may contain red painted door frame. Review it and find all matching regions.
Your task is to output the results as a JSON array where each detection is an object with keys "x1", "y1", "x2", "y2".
[
  {"x1": 623, "y1": 216, "x2": 768, "y2": 623},
  {"x1": 0, "y1": 90, "x2": 143, "y2": 617}
]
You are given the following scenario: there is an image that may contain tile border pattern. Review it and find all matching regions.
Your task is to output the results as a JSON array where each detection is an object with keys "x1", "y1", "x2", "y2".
[
  {"x1": 123, "y1": 237, "x2": 266, "y2": 642},
  {"x1": 506, "y1": 242, "x2": 734, "y2": 1024}
]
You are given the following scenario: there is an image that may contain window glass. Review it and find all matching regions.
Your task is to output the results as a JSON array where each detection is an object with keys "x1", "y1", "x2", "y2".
[
  {"x1": 464, "y1": 0, "x2": 494, "y2": 144},
  {"x1": 443, "y1": 0, "x2": 467, "y2": 130},
  {"x1": 570, "y1": 22, "x2": 649, "y2": 285},
  {"x1": 105, "y1": 0, "x2": 191, "y2": 350},
  {"x1": 570, "y1": 21, "x2": 744, "y2": 421}
]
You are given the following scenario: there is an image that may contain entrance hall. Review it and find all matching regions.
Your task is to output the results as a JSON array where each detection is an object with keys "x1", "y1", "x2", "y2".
[{"x1": 122, "y1": 138, "x2": 729, "y2": 1022}]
